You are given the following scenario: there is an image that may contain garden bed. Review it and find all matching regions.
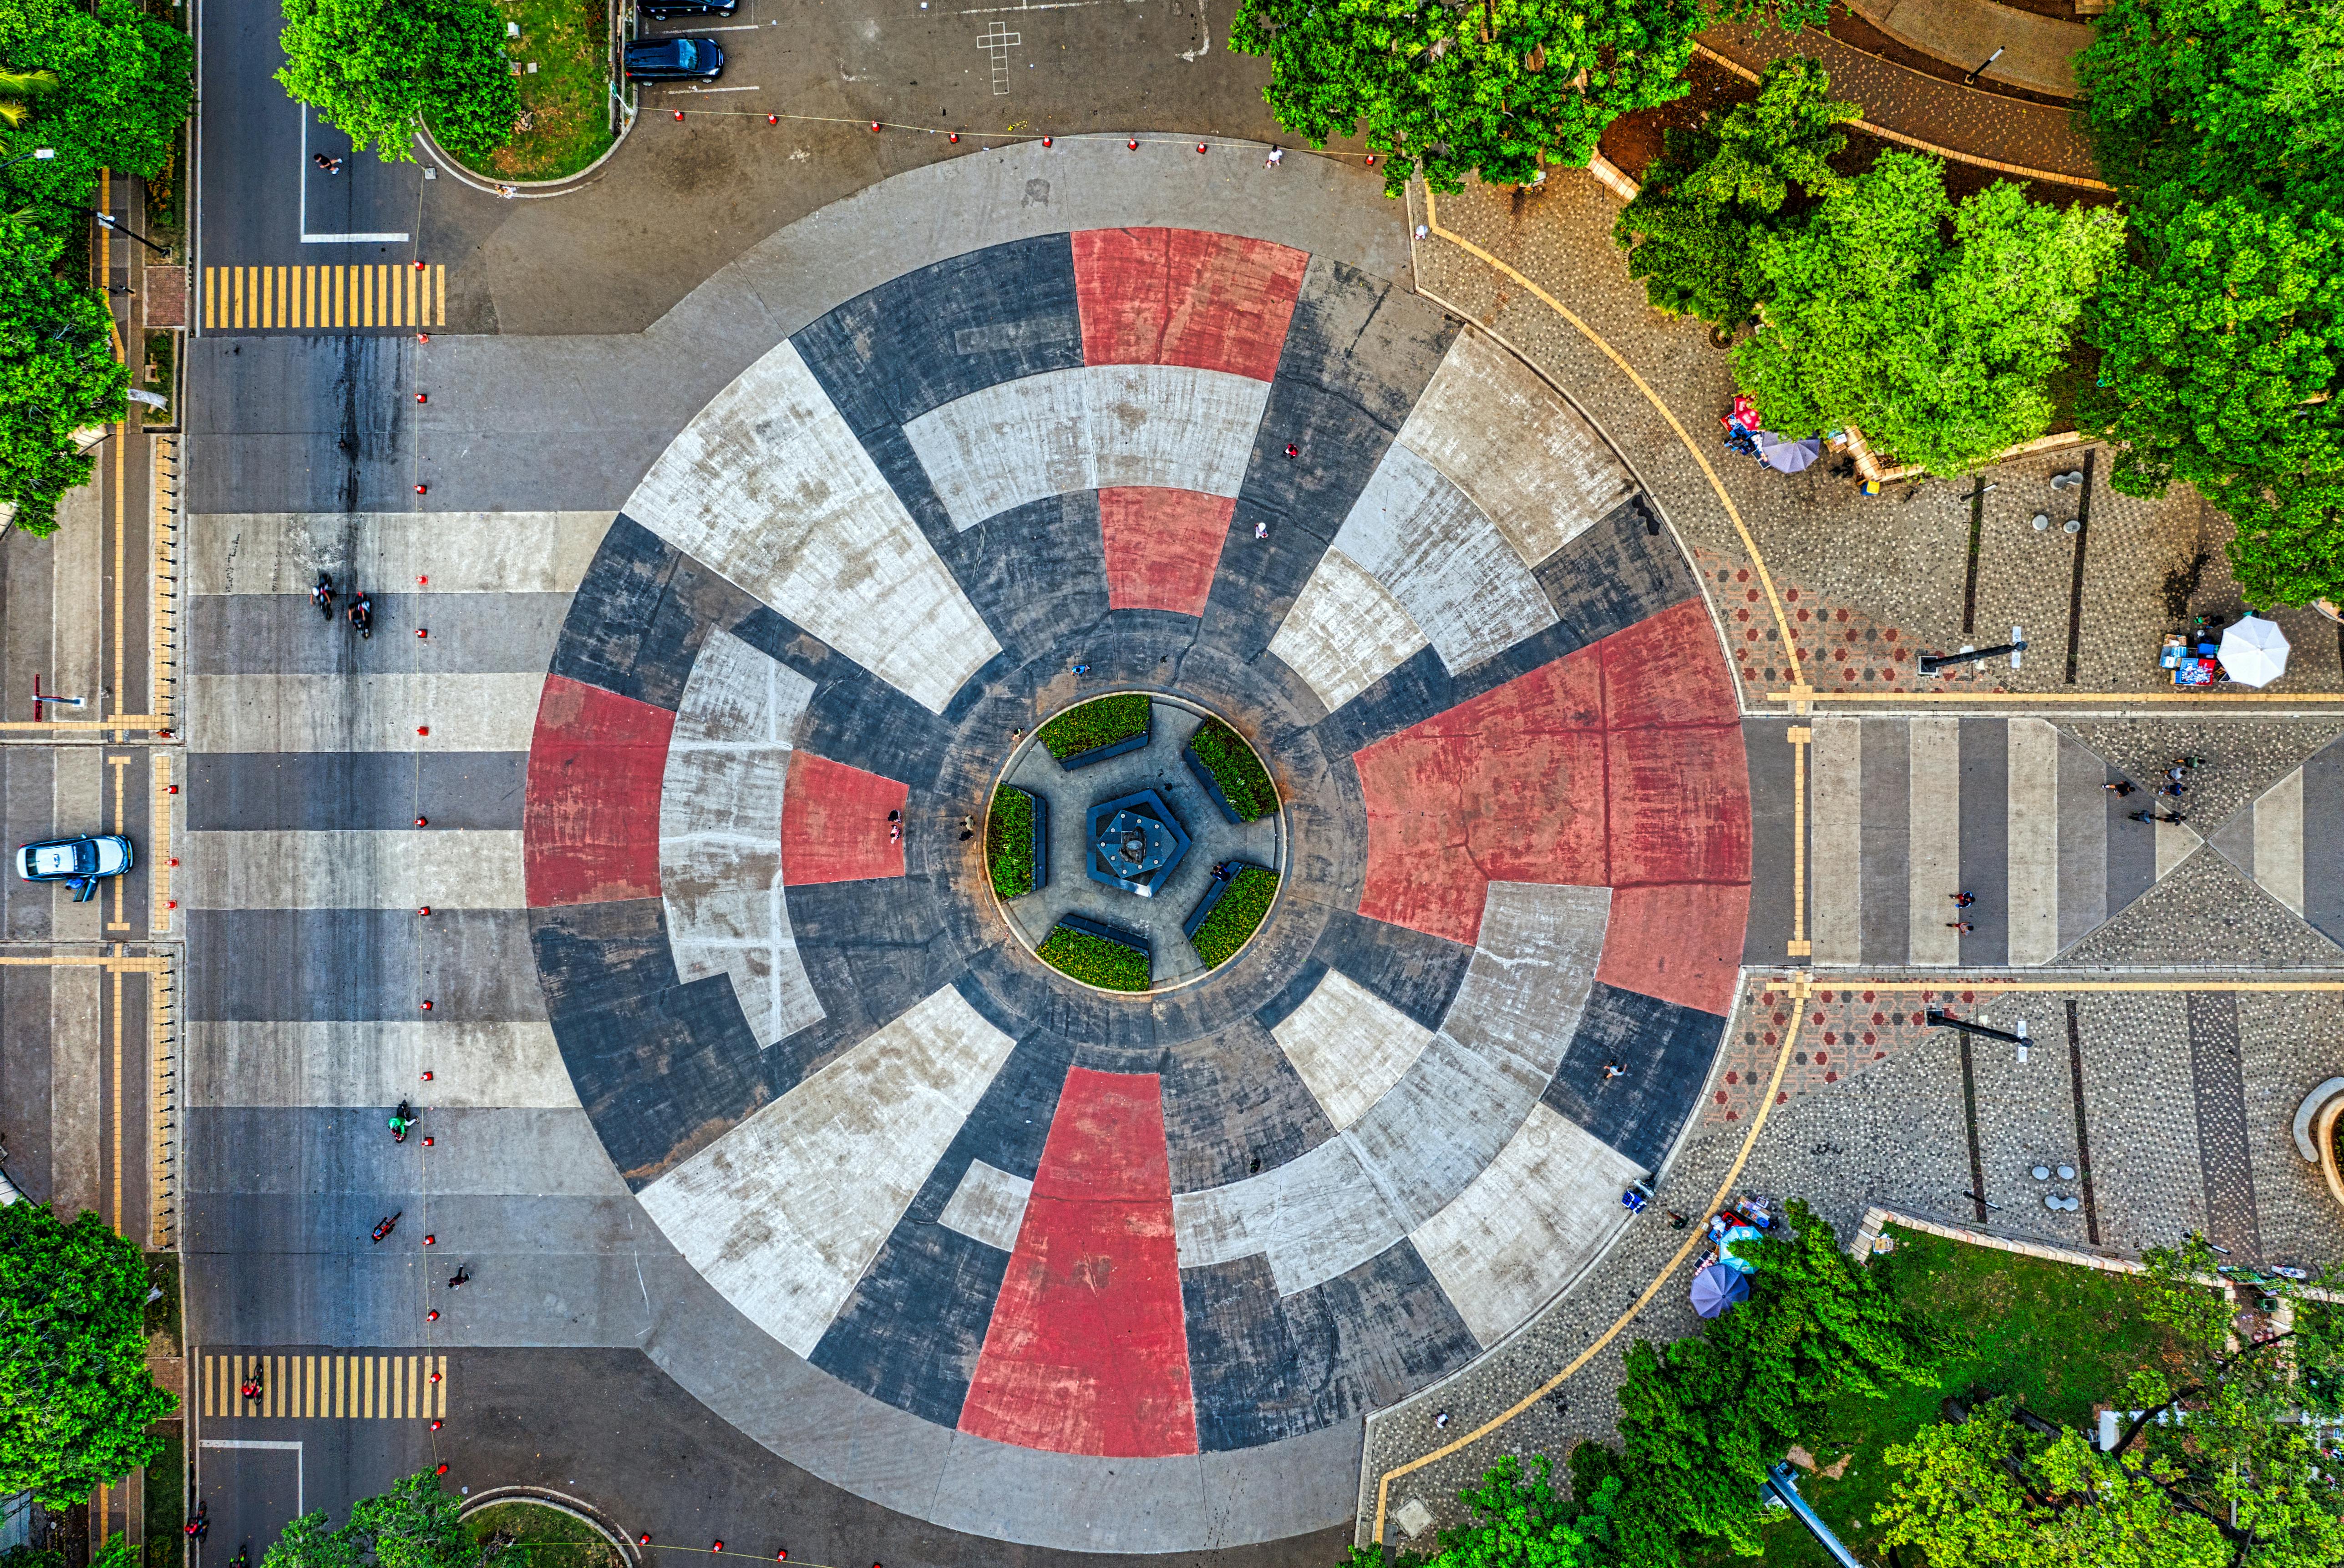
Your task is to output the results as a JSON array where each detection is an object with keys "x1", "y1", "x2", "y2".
[
  {"x1": 467, "y1": 1501, "x2": 624, "y2": 1568},
  {"x1": 1038, "y1": 915, "x2": 1150, "y2": 991},
  {"x1": 1185, "y1": 865, "x2": 1278, "y2": 969},
  {"x1": 986, "y1": 786, "x2": 1045, "y2": 899},
  {"x1": 1038, "y1": 693, "x2": 1151, "y2": 769},
  {"x1": 440, "y1": 0, "x2": 614, "y2": 182},
  {"x1": 1184, "y1": 718, "x2": 1277, "y2": 824}
]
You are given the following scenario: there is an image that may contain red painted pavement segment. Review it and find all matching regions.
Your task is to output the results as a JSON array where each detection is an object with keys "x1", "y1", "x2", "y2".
[
  {"x1": 523, "y1": 675, "x2": 675, "y2": 908},
  {"x1": 1071, "y1": 228, "x2": 1309, "y2": 381},
  {"x1": 780, "y1": 754, "x2": 909, "y2": 885},
  {"x1": 1596, "y1": 883, "x2": 1747, "y2": 1017},
  {"x1": 959, "y1": 1067, "x2": 1198, "y2": 1458},
  {"x1": 1098, "y1": 487, "x2": 1234, "y2": 617},
  {"x1": 1355, "y1": 598, "x2": 1750, "y2": 950}
]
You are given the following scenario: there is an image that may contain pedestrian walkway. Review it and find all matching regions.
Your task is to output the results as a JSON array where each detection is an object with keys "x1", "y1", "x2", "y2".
[
  {"x1": 1698, "y1": 20, "x2": 2102, "y2": 186},
  {"x1": 198, "y1": 1352, "x2": 447, "y2": 1419},
  {"x1": 1843, "y1": 0, "x2": 2094, "y2": 98},
  {"x1": 2209, "y1": 734, "x2": 2344, "y2": 952},
  {"x1": 201, "y1": 265, "x2": 450, "y2": 332},
  {"x1": 1806, "y1": 717, "x2": 2195, "y2": 966}
]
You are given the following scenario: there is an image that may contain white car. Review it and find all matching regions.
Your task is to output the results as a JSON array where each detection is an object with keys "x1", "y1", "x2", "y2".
[{"x1": 16, "y1": 835, "x2": 135, "y2": 901}]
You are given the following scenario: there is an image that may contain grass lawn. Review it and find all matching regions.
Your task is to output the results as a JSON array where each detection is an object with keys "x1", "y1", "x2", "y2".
[
  {"x1": 1038, "y1": 694, "x2": 1149, "y2": 761},
  {"x1": 987, "y1": 786, "x2": 1035, "y2": 899},
  {"x1": 467, "y1": 1501, "x2": 624, "y2": 1568},
  {"x1": 1740, "y1": 1227, "x2": 2193, "y2": 1565},
  {"x1": 143, "y1": 1430, "x2": 183, "y2": 1568},
  {"x1": 446, "y1": 0, "x2": 614, "y2": 182}
]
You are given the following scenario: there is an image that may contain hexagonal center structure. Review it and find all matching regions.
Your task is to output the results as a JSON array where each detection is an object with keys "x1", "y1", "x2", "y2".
[{"x1": 1085, "y1": 789, "x2": 1191, "y2": 898}]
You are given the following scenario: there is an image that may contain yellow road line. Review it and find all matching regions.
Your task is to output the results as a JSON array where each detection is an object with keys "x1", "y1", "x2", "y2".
[
  {"x1": 198, "y1": 1354, "x2": 448, "y2": 1418},
  {"x1": 150, "y1": 754, "x2": 174, "y2": 933},
  {"x1": 1787, "y1": 726, "x2": 1811, "y2": 958},
  {"x1": 109, "y1": 754, "x2": 130, "y2": 932},
  {"x1": 1370, "y1": 977, "x2": 1811, "y2": 1542},
  {"x1": 149, "y1": 948, "x2": 173, "y2": 1248},
  {"x1": 112, "y1": 422, "x2": 126, "y2": 741},
  {"x1": 110, "y1": 944, "x2": 123, "y2": 1235},
  {"x1": 1418, "y1": 187, "x2": 1806, "y2": 692},
  {"x1": 201, "y1": 266, "x2": 451, "y2": 331}
]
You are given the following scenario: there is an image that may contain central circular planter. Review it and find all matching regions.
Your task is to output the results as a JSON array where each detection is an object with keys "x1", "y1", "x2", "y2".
[{"x1": 987, "y1": 690, "x2": 1285, "y2": 993}]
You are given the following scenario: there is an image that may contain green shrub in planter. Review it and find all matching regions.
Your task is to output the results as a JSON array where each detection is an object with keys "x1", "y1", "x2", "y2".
[
  {"x1": 1038, "y1": 921, "x2": 1149, "y2": 991},
  {"x1": 987, "y1": 787, "x2": 1035, "y2": 899},
  {"x1": 1038, "y1": 693, "x2": 1150, "y2": 761},
  {"x1": 1189, "y1": 866, "x2": 1278, "y2": 969},
  {"x1": 1188, "y1": 718, "x2": 1278, "y2": 821}
]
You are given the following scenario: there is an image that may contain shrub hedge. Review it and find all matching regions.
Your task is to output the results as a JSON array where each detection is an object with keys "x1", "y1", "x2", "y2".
[
  {"x1": 1037, "y1": 693, "x2": 1150, "y2": 760},
  {"x1": 987, "y1": 787, "x2": 1035, "y2": 899},
  {"x1": 1190, "y1": 866, "x2": 1278, "y2": 969},
  {"x1": 1038, "y1": 921, "x2": 1151, "y2": 991},
  {"x1": 1189, "y1": 718, "x2": 1278, "y2": 821}
]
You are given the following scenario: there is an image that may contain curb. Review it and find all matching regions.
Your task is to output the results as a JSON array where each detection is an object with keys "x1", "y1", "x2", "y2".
[
  {"x1": 416, "y1": 103, "x2": 637, "y2": 199},
  {"x1": 459, "y1": 1487, "x2": 643, "y2": 1568}
]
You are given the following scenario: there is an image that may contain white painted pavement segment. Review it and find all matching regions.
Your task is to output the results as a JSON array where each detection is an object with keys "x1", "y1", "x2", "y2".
[
  {"x1": 179, "y1": 830, "x2": 523, "y2": 909},
  {"x1": 902, "y1": 364, "x2": 1272, "y2": 529},
  {"x1": 187, "y1": 1022, "x2": 579, "y2": 1108},
  {"x1": 1170, "y1": 1132, "x2": 1409, "y2": 1296},
  {"x1": 936, "y1": 1159, "x2": 1033, "y2": 1252},
  {"x1": 2156, "y1": 817, "x2": 2201, "y2": 880},
  {"x1": 638, "y1": 986, "x2": 1018, "y2": 1356},
  {"x1": 2056, "y1": 729, "x2": 2109, "y2": 953},
  {"x1": 188, "y1": 512, "x2": 614, "y2": 596},
  {"x1": 2005, "y1": 718, "x2": 2060, "y2": 965},
  {"x1": 1264, "y1": 544, "x2": 1428, "y2": 715},
  {"x1": 1269, "y1": 967, "x2": 1433, "y2": 1131},
  {"x1": 1409, "y1": 1103, "x2": 1642, "y2": 1347},
  {"x1": 188, "y1": 673, "x2": 548, "y2": 754},
  {"x1": 661, "y1": 629, "x2": 823, "y2": 1047},
  {"x1": 1807, "y1": 717, "x2": 1861, "y2": 966},
  {"x1": 1907, "y1": 718, "x2": 1962, "y2": 965},
  {"x1": 1394, "y1": 329, "x2": 1636, "y2": 569},
  {"x1": 1333, "y1": 441, "x2": 1558, "y2": 677},
  {"x1": 623, "y1": 341, "x2": 999, "y2": 715},
  {"x1": 2254, "y1": 769, "x2": 2307, "y2": 918}
]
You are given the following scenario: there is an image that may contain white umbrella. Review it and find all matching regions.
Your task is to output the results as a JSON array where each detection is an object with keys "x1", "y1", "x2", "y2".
[{"x1": 2218, "y1": 616, "x2": 2291, "y2": 687}]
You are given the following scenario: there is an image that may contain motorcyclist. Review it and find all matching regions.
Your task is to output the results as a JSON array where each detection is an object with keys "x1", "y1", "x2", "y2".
[
  {"x1": 347, "y1": 592, "x2": 372, "y2": 638},
  {"x1": 312, "y1": 573, "x2": 335, "y2": 617},
  {"x1": 389, "y1": 1100, "x2": 415, "y2": 1142}
]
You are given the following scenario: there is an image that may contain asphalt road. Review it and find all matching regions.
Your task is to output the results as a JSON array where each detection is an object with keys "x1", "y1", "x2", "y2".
[{"x1": 194, "y1": 0, "x2": 425, "y2": 295}]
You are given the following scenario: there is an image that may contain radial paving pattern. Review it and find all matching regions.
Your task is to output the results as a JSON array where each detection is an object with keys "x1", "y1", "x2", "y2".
[{"x1": 512, "y1": 229, "x2": 1754, "y2": 1501}]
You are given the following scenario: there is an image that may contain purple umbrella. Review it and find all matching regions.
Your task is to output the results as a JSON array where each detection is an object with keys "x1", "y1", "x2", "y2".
[
  {"x1": 1690, "y1": 1261, "x2": 1751, "y2": 1318},
  {"x1": 1755, "y1": 433, "x2": 1824, "y2": 474}
]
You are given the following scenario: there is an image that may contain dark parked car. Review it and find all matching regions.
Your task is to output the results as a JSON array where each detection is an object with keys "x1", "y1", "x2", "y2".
[
  {"x1": 638, "y1": 0, "x2": 736, "y2": 16},
  {"x1": 623, "y1": 35, "x2": 725, "y2": 80},
  {"x1": 16, "y1": 834, "x2": 134, "y2": 902}
]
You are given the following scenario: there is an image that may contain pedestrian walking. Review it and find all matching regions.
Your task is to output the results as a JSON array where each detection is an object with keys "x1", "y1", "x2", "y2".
[
  {"x1": 1947, "y1": 920, "x2": 1974, "y2": 934},
  {"x1": 2105, "y1": 779, "x2": 2137, "y2": 796},
  {"x1": 2159, "y1": 810, "x2": 2187, "y2": 824},
  {"x1": 1433, "y1": 1411, "x2": 1450, "y2": 1430},
  {"x1": 1600, "y1": 1061, "x2": 1626, "y2": 1084},
  {"x1": 1949, "y1": 890, "x2": 1976, "y2": 907},
  {"x1": 447, "y1": 1265, "x2": 471, "y2": 1289},
  {"x1": 498, "y1": 185, "x2": 518, "y2": 199},
  {"x1": 371, "y1": 1211, "x2": 401, "y2": 1243},
  {"x1": 1253, "y1": 520, "x2": 1268, "y2": 540},
  {"x1": 2160, "y1": 780, "x2": 2186, "y2": 798},
  {"x1": 1263, "y1": 147, "x2": 1283, "y2": 167},
  {"x1": 887, "y1": 809, "x2": 901, "y2": 823}
]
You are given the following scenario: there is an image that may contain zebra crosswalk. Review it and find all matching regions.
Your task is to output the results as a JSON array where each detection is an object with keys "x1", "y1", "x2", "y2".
[
  {"x1": 202, "y1": 265, "x2": 448, "y2": 332},
  {"x1": 199, "y1": 1352, "x2": 447, "y2": 1419}
]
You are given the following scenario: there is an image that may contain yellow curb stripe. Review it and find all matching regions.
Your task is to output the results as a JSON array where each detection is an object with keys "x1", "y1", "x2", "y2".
[{"x1": 1370, "y1": 984, "x2": 1808, "y2": 1543}]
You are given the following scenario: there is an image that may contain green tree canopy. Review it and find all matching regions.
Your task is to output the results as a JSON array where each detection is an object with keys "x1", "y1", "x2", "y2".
[
  {"x1": 0, "y1": 1201, "x2": 176, "y2": 1507},
  {"x1": 2075, "y1": 0, "x2": 2344, "y2": 606},
  {"x1": 276, "y1": 0, "x2": 521, "y2": 165},
  {"x1": 1731, "y1": 151, "x2": 2125, "y2": 475},
  {"x1": 1561, "y1": 1201, "x2": 1938, "y2": 1568},
  {"x1": 1347, "y1": 1457, "x2": 1620, "y2": 1568},
  {"x1": 1229, "y1": 0, "x2": 1705, "y2": 197},
  {"x1": 262, "y1": 1472, "x2": 472, "y2": 1568},
  {"x1": 0, "y1": 0, "x2": 193, "y2": 231},
  {"x1": 0, "y1": 212, "x2": 130, "y2": 535},
  {"x1": 1612, "y1": 55, "x2": 1857, "y2": 329}
]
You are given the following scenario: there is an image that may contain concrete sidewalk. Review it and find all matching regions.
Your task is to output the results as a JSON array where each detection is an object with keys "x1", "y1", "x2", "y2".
[{"x1": 1846, "y1": 0, "x2": 2095, "y2": 98}]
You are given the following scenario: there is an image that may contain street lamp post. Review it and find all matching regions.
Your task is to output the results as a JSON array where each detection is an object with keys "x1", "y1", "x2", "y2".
[
  {"x1": 90, "y1": 210, "x2": 171, "y2": 258},
  {"x1": 0, "y1": 147, "x2": 57, "y2": 172}
]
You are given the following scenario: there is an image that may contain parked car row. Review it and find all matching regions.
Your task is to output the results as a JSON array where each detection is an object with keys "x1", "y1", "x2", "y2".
[{"x1": 625, "y1": 0, "x2": 732, "y2": 81}]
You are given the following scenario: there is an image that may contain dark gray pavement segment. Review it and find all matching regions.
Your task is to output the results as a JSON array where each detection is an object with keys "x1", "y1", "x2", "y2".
[
  {"x1": 187, "y1": 910, "x2": 546, "y2": 1021},
  {"x1": 187, "y1": 594, "x2": 572, "y2": 676},
  {"x1": 432, "y1": 1347, "x2": 1350, "y2": 1568},
  {"x1": 186, "y1": 753, "x2": 528, "y2": 832}
]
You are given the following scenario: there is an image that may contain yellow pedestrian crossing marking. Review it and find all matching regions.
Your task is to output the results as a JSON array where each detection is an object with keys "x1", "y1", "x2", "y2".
[
  {"x1": 202, "y1": 266, "x2": 447, "y2": 331},
  {"x1": 200, "y1": 1353, "x2": 448, "y2": 1419}
]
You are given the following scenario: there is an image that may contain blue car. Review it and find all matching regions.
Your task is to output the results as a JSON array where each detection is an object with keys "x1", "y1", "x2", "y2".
[
  {"x1": 17, "y1": 834, "x2": 134, "y2": 902},
  {"x1": 624, "y1": 36, "x2": 724, "y2": 80}
]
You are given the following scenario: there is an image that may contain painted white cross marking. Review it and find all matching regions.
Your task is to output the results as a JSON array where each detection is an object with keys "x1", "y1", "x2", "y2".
[{"x1": 977, "y1": 20, "x2": 1022, "y2": 93}]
